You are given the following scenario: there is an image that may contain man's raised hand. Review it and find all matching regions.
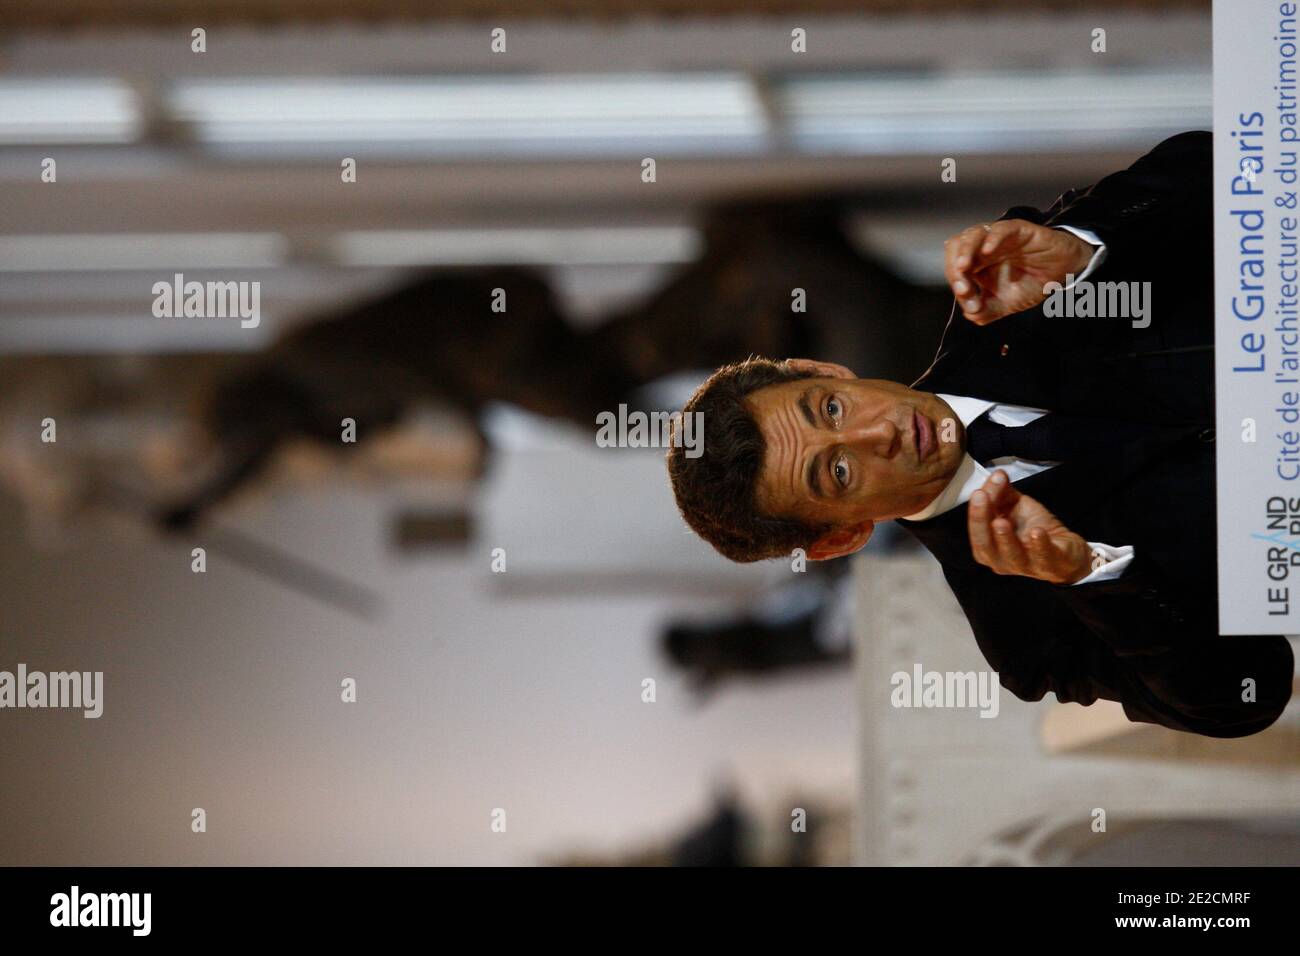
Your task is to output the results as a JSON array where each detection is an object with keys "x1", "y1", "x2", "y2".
[
  {"x1": 967, "y1": 470, "x2": 1092, "y2": 584},
  {"x1": 944, "y1": 219, "x2": 1096, "y2": 326}
]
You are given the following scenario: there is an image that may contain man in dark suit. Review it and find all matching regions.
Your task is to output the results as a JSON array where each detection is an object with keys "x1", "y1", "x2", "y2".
[{"x1": 667, "y1": 130, "x2": 1295, "y2": 738}]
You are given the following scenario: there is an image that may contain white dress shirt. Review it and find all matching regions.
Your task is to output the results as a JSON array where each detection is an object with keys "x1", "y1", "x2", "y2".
[{"x1": 901, "y1": 226, "x2": 1132, "y2": 586}]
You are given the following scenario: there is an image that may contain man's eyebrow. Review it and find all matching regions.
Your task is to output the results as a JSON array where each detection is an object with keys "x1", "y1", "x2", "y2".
[
  {"x1": 797, "y1": 390, "x2": 818, "y2": 427},
  {"x1": 806, "y1": 448, "x2": 824, "y2": 499}
]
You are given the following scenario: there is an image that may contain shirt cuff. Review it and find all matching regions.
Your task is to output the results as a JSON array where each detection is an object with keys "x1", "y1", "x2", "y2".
[
  {"x1": 1053, "y1": 225, "x2": 1108, "y2": 290},
  {"x1": 1073, "y1": 541, "x2": 1134, "y2": 585}
]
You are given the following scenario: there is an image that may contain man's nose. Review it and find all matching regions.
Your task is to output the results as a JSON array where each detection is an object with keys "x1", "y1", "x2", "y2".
[{"x1": 840, "y1": 418, "x2": 899, "y2": 456}]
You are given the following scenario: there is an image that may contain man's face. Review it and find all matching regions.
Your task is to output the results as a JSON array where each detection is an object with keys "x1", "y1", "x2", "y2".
[{"x1": 748, "y1": 371, "x2": 964, "y2": 534}]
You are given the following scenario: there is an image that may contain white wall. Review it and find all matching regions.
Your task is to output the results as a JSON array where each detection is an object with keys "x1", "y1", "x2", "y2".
[{"x1": 0, "y1": 450, "x2": 853, "y2": 865}]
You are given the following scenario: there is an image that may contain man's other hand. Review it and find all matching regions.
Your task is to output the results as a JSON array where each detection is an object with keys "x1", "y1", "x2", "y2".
[
  {"x1": 967, "y1": 470, "x2": 1091, "y2": 584},
  {"x1": 944, "y1": 219, "x2": 1095, "y2": 326}
]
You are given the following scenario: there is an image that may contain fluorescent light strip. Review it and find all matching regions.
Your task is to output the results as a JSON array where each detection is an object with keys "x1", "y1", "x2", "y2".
[
  {"x1": 333, "y1": 227, "x2": 701, "y2": 267},
  {"x1": 0, "y1": 234, "x2": 290, "y2": 271},
  {"x1": 0, "y1": 317, "x2": 270, "y2": 354},
  {"x1": 0, "y1": 228, "x2": 696, "y2": 271},
  {"x1": 168, "y1": 74, "x2": 768, "y2": 154},
  {"x1": 777, "y1": 69, "x2": 1210, "y2": 153},
  {"x1": 0, "y1": 79, "x2": 142, "y2": 145},
  {"x1": 0, "y1": 69, "x2": 1207, "y2": 157}
]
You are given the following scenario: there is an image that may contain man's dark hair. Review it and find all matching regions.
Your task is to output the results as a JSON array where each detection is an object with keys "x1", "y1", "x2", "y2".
[{"x1": 667, "y1": 357, "x2": 828, "y2": 563}]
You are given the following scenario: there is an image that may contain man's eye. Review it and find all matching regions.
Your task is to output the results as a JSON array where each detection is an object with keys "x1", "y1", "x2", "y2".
[
  {"x1": 834, "y1": 457, "x2": 849, "y2": 488},
  {"x1": 826, "y1": 398, "x2": 842, "y2": 422}
]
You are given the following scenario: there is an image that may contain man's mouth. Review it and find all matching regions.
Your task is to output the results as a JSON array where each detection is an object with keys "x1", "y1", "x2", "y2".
[{"x1": 913, "y1": 410, "x2": 933, "y2": 462}]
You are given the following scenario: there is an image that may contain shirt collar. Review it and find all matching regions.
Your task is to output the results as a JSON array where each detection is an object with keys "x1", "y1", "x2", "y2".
[{"x1": 900, "y1": 392, "x2": 992, "y2": 522}]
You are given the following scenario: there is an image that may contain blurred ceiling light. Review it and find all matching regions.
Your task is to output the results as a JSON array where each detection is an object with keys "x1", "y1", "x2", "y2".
[
  {"x1": 168, "y1": 74, "x2": 768, "y2": 156},
  {"x1": 0, "y1": 233, "x2": 289, "y2": 271},
  {"x1": 776, "y1": 69, "x2": 1210, "y2": 153},
  {"x1": 0, "y1": 316, "x2": 269, "y2": 353},
  {"x1": 334, "y1": 226, "x2": 700, "y2": 266},
  {"x1": 0, "y1": 79, "x2": 142, "y2": 144},
  {"x1": 0, "y1": 68, "x2": 1207, "y2": 157}
]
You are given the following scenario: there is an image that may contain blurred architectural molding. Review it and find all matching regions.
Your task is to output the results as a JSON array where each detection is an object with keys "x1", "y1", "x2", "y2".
[{"x1": 4, "y1": 0, "x2": 1208, "y2": 31}]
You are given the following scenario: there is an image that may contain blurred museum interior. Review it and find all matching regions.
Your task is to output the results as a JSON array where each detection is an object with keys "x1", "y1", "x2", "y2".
[{"x1": 2, "y1": 0, "x2": 1297, "y2": 866}]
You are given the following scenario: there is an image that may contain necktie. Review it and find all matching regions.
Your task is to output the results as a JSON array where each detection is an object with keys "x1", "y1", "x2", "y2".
[{"x1": 963, "y1": 409, "x2": 1163, "y2": 467}]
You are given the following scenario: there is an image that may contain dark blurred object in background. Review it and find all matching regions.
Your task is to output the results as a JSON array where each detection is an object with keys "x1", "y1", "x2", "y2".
[{"x1": 161, "y1": 197, "x2": 950, "y2": 529}]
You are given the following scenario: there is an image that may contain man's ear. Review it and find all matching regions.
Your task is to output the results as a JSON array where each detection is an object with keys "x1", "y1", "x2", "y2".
[
  {"x1": 806, "y1": 521, "x2": 875, "y2": 561},
  {"x1": 784, "y1": 358, "x2": 856, "y2": 380}
]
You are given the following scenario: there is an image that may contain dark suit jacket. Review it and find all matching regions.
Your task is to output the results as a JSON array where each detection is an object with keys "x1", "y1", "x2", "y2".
[{"x1": 897, "y1": 131, "x2": 1295, "y2": 738}]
